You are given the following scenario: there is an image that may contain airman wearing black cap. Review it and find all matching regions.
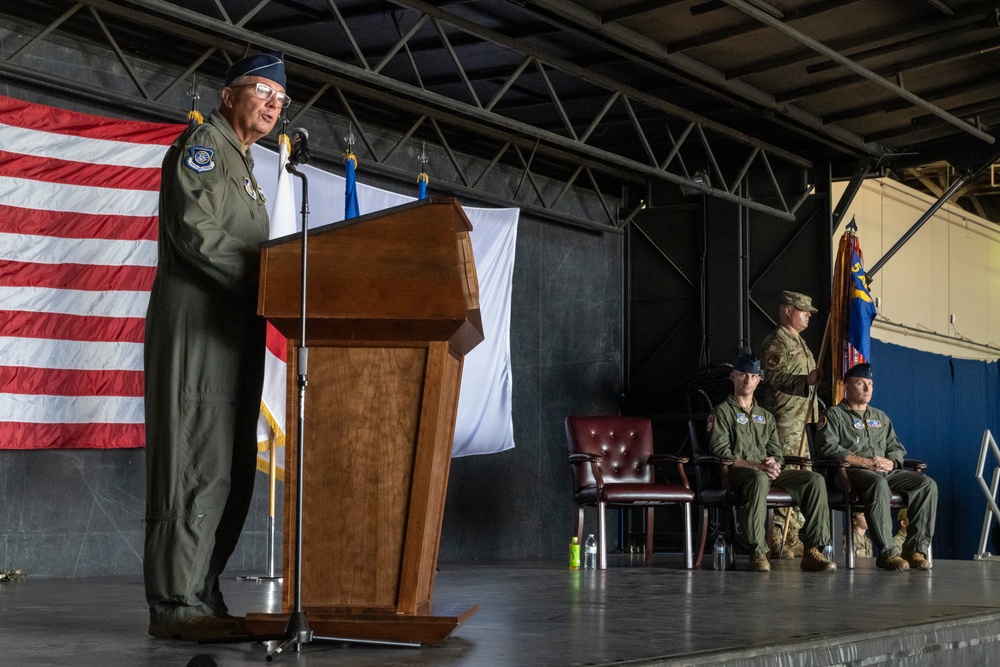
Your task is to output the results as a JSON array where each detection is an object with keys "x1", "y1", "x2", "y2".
[
  {"x1": 759, "y1": 290, "x2": 823, "y2": 558},
  {"x1": 818, "y1": 362, "x2": 938, "y2": 571},
  {"x1": 144, "y1": 50, "x2": 289, "y2": 640},
  {"x1": 707, "y1": 353, "x2": 836, "y2": 573}
]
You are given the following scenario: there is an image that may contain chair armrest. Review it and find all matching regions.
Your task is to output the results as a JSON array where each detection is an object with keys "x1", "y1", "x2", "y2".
[
  {"x1": 903, "y1": 459, "x2": 927, "y2": 472},
  {"x1": 568, "y1": 452, "x2": 606, "y2": 487},
  {"x1": 810, "y1": 457, "x2": 850, "y2": 471},
  {"x1": 649, "y1": 454, "x2": 692, "y2": 489},
  {"x1": 649, "y1": 454, "x2": 690, "y2": 465},
  {"x1": 784, "y1": 455, "x2": 813, "y2": 467},
  {"x1": 693, "y1": 454, "x2": 733, "y2": 466}
]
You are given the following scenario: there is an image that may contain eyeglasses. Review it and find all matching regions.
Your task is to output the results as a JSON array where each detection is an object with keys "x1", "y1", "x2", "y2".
[{"x1": 230, "y1": 82, "x2": 291, "y2": 108}]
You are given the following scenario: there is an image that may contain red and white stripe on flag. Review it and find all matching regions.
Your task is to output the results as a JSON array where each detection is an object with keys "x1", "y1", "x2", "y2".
[{"x1": 0, "y1": 95, "x2": 183, "y2": 448}]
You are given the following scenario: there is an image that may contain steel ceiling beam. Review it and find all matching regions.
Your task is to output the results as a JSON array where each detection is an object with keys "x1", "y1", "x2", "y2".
[
  {"x1": 0, "y1": 0, "x2": 830, "y2": 223},
  {"x1": 87, "y1": 0, "x2": 811, "y2": 221},
  {"x1": 523, "y1": 0, "x2": 883, "y2": 156},
  {"x1": 721, "y1": 0, "x2": 995, "y2": 145}
]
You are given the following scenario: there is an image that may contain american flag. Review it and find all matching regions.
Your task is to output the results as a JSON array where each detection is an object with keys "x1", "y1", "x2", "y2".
[{"x1": 0, "y1": 95, "x2": 183, "y2": 449}]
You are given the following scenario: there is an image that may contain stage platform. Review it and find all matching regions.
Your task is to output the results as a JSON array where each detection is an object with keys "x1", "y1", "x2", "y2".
[{"x1": 3, "y1": 555, "x2": 1000, "y2": 666}]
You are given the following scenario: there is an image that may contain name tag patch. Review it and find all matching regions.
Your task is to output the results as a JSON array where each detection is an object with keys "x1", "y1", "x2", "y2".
[
  {"x1": 752, "y1": 414, "x2": 766, "y2": 424},
  {"x1": 867, "y1": 419, "x2": 882, "y2": 428}
]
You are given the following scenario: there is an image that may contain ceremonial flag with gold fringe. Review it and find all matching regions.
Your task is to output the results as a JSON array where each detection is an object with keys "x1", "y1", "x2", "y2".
[
  {"x1": 255, "y1": 129, "x2": 295, "y2": 478},
  {"x1": 831, "y1": 220, "x2": 875, "y2": 401}
]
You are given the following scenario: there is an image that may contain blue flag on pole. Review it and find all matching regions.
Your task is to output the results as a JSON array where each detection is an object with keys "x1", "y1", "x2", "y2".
[
  {"x1": 418, "y1": 171, "x2": 428, "y2": 200},
  {"x1": 848, "y1": 246, "x2": 876, "y2": 360},
  {"x1": 344, "y1": 152, "x2": 359, "y2": 219}
]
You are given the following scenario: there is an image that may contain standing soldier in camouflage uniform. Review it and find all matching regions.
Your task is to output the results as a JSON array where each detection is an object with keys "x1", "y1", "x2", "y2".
[{"x1": 759, "y1": 291, "x2": 823, "y2": 559}]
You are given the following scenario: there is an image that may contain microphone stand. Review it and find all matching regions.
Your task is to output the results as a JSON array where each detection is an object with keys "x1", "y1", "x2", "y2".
[{"x1": 267, "y1": 148, "x2": 313, "y2": 661}]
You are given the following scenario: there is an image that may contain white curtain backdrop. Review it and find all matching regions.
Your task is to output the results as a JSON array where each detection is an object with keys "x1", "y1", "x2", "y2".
[{"x1": 252, "y1": 144, "x2": 517, "y2": 459}]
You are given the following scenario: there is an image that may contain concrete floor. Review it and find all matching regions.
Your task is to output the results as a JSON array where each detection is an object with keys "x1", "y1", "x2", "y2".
[{"x1": 4, "y1": 555, "x2": 1000, "y2": 666}]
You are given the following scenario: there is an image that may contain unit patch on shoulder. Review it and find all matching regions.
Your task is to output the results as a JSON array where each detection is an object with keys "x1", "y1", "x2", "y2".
[
  {"x1": 184, "y1": 146, "x2": 215, "y2": 173},
  {"x1": 705, "y1": 414, "x2": 715, "y2": 433},
  {"x1": 816, "y1": 415, "x2": 826, "y2": 430}
]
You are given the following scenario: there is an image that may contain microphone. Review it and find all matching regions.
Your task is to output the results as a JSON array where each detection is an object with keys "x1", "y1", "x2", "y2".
[{"x1": 290, "y1": 127, "x2": 310, "y2": 165}]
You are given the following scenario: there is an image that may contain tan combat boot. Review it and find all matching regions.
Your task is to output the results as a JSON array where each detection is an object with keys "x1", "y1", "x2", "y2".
[
  {"x1": 800, "y1": 546, "x2": 837, "y2": 572},
  {"x1": 903, "y1": 550, "x2": 932, "y2": 570},
  {"x1": 876, "y1": 553, "x2": 910, "y2": 571},
  {"x1": 748, "y1": 552, "x2": 771, "y2": 572},
  {"x1": 771, "y1": 527, "x2": 795, "y2": 559}
]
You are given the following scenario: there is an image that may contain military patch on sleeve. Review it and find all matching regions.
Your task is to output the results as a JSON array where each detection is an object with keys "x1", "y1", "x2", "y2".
[
  {"x1": 705, "y1": 414, "x2": 714, "y2": 433},
  {"x1": 184, "y1": 146, "x2": 216, "y2": 173},
  {"x1": 816, "y1": 415, "x2": 826, "y2": 430},
  {"x1": 764, "y1": 352, "x2": 781, "y2": 369}
]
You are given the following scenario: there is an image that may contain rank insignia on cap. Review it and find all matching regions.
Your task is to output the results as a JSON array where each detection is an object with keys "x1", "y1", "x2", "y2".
[
  {"x1": 184, "y1": 146, "x2": 215, "y2": 173},
  {"x1": 866, "y1": 419, "x2": 882, "y2": 428},
  {"x1": 257, "y1": 185, "x2": 267, "y2": 203},
  {"x1": 737, "y1": 413, "x2": 748, "y2": 425},
  {"x1": 853, "y1": 418, "x2": 864, "y2": 430},
  {"x1": 752, "y1": 414, "x2": 765, "y2": 424},
  {"x1": 244, "y1": 177, "x2": 257, "y2": 199}
]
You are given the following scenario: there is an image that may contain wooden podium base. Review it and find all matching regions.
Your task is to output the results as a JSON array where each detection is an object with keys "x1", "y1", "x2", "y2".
[{"x1": 243, "y1": 605, "x2": 478, "y2": 645}]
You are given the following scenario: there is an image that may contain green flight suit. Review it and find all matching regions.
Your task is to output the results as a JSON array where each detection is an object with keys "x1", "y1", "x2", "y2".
[
  {"x1": 143, "y1": 110, "x2": 269, "y2": 625},
  {"x1": 709, "y1": 395, "x2": 831, "y2": 557},
  {"x1": 760, "y1": 325, "x2": 819, "y2": 536},
  {"x1": 817, "y1": 401, "x2": 937, "y2": 557}
]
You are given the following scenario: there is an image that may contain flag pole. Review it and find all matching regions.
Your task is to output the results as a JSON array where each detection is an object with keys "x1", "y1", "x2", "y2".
[
  {"x1": 267, "y1": 431, "x2": 279, "y2": 579},
  {"x1": 778, "y1": 310, "x2": 832, "y2": 556}
]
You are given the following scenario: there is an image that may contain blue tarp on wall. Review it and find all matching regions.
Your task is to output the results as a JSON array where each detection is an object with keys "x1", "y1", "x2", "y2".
[{"x1": 864, "y1": 339, "x2": 1000, "y2": 559}]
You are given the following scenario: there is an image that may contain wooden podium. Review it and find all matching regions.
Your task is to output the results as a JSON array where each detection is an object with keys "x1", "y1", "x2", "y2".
[{"x1": 244, "y1": 198, "x2": 483, "y2": 644}]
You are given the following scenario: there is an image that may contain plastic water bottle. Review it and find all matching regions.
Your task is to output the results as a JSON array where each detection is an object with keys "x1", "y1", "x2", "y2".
[
  {"x1": 713, "y1": 535, "x2": 727, "y2": 570},
  {"x1": 823, "y1": 543, "x2": 834, "y2": 562},
  {"x1": 569, "y1": 537, "x2": 581, "y2": 569},
  {"x1": 583, "y1": 534, "x2": 597, "y2": 569}
]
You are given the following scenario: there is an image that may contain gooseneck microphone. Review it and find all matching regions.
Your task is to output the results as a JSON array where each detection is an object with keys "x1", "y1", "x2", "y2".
[{"x1": 290, "y1": 127, "x2": 310, "y2": 166}]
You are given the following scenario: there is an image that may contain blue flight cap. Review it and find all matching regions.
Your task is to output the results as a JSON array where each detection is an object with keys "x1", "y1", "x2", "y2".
[
  {"x1": 225, "y1": 50, "x2": 286, "y2": 88},
  {"x1": 731, "y1": 353, "x2": 761, "y2": 375},
  {"x1": 845, "y1": 362, "x2": 872, "y2": 380}
]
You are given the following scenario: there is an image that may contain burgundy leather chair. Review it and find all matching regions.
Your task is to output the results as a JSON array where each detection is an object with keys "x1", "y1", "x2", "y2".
[{"x1": 566, "y1": 415, "x2": 695, "y2": 569}]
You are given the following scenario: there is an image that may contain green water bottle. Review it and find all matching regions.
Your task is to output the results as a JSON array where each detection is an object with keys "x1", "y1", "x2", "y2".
[{"x1": 569, "y1": 536, "x2": 581, "y2": 569}]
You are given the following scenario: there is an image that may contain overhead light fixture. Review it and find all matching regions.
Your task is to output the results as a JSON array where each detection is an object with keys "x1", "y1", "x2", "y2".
[{"x1": 691, "y1": 169, "x2": 711, "y2": 188}]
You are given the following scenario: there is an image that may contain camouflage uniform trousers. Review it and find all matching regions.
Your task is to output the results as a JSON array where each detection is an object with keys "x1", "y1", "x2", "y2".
[{"x1": 774, "y1": 419, "x2": 809, "y2": 539}]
